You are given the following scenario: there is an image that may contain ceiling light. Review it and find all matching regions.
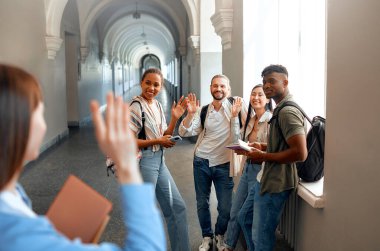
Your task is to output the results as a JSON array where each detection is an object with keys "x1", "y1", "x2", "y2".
[
  {"x1": 133, "y1": 2, "x2": 141, "y2": 19},
  {"x1": 141, "y1": 26, "x2": 146, "y2": 38}
]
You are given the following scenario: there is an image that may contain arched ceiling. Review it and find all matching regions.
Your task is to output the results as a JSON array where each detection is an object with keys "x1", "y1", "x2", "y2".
[
  {"x1": 103, "y1": 15, "x2": 175, "y2": 67},
  {"x1": 77, "y1": 0, "x2": 189, "y2": 67}
]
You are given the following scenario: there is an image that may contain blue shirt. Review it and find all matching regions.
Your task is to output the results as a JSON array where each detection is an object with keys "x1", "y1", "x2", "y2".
[{"x1": 0, "y1": 184, "x2": 166, "y2": 251}]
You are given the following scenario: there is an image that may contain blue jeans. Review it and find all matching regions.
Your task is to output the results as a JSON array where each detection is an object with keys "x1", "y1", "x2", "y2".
[
  {"x1": 224, "y1": 162, "x2": 261, "y2": 249},
  {"x1": 238, "y1": 182, "x2": 291, "y2": 251},
  {"x1": 193, "y1": 156, "x2": 234, "y2": 237},
  {"x1": 139, "y1": 148, "x2": 190, "y2": 251}
]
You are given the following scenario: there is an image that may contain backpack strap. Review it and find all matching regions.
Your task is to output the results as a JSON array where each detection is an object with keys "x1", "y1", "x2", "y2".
[
  {"x1": 269, "y1": 101, "x2": 312, "y2": 125},
  {"x1": 268, "y1": 101, "x2": 312, "y2": 149},
  {"x1": 242, "y1": 104, "x2": 252, "y2": 140},
  {"x1": 200, "y1": 105, "x2": 208, "y2": 129},
  {"x1": 130, "y1": 100, "x2": 146, "y2": 140}
]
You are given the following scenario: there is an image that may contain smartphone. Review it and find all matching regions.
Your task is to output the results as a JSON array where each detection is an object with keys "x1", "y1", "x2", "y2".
[{"x1": 169, "y1": 135, "x2": 182, "y2": 142}]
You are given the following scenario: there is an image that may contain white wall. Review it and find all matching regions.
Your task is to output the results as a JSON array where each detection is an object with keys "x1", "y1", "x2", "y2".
[
  {"x1": 62, "y1": 1, "x2": 112, "y2": 125},
  {"x1": 199, "y1": 0, "x2": 222, "y2": 105},
  {"x1": 0, "y1": 0, "x2": 115, "y2": 149},
  {"x1": 0, "y1": 0, "x2": 69, "y2": 148},
  {"x1": 296, "y1": 0, "x2": 380, "y2": 250}
]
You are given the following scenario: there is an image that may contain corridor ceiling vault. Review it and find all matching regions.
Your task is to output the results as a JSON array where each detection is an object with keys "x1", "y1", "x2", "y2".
[{"x1": 45, "y1": 0, "x2": 199, "y2": 66}]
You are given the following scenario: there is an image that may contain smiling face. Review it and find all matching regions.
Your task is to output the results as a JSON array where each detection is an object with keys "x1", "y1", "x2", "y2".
[
  {"x1": 210, "y1": 76, "x2": 230, "y2": 101},
  {"x1": 140, "y1": 72, "x2": 162, "y2": 102},
  {"x1": 250, "y1": 86, "x2": 268, "y2": 112},
  {"x1": 23, "y1": 102, "x2": 47, "y2": 162}
]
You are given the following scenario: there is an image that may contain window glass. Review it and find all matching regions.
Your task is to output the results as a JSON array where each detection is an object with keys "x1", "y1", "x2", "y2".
[{"x1": 243, "y1": 0, "x2": 326, "y2": 118}]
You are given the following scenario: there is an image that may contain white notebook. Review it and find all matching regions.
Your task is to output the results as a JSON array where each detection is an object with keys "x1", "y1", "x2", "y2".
[{"x1": 225, "y1": 139, "x2": 252, "y2": 151}]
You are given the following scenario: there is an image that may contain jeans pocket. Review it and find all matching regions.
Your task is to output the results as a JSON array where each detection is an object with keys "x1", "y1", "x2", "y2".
[
  {"x1": 193, "y1": 155, "x2": 204, "y2": 165},
  {"x1": 141, "y1": 150, "x2": 154, "y2": 158}
]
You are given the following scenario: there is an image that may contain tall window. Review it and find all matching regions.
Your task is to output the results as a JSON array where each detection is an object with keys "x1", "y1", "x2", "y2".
[{"x1": 243, "y1": 0, "x2": 326, "y2": 117}]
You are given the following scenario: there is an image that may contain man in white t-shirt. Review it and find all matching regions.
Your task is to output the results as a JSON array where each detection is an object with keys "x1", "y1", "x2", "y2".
[{"x1": 179, "y1": 75, "x2": 246, "y2": 251}]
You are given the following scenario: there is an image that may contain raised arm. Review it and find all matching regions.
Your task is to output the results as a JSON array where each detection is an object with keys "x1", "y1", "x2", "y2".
[
  {"x1": 182, "y1": 93, "x2": 199, "y2": 128},
  {"x1": 230, "y1": 97, "x2": 244, "y2": 143},
  {"x1": 231, "y1": 97, "x2": 243, "y2": 118},
  {"x1": 165, "y1": 95, "x2": 188, "y2": 135},
  {"x1": 178, "y1": 93, "x2": 202, "y2": 137},
  {"x1": 91, "y1": 94, "x2": 142, "y2": 184}
]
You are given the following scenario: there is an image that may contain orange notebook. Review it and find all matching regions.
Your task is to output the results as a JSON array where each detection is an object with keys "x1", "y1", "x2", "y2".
[{"x1": 46, "y1": 175, "x2": 112, "y2": 243}]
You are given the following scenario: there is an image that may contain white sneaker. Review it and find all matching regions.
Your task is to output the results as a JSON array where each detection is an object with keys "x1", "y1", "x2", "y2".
[
  {"x1": 199, "y1": 237, "x2": 212, "y2": 251},
  {"x1": 215, "y1": 235, "x2": 226, "y2": 251}
]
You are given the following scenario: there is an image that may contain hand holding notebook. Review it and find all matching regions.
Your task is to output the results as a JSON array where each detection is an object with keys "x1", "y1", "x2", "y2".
[
  {"x1": 46, "y1": 175, "x2": 112, "y2": 243},
  {"x1": 225, "y1": 139, "x2": 252, "y2": 152}
]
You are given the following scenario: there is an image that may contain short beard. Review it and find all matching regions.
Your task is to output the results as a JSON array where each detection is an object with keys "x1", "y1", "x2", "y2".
[{"x1": 212, "y1": 92, "x2": 225, "y2": 100}]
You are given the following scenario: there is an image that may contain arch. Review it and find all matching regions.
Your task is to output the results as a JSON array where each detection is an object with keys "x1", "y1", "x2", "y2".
[
  {"x1": 180, "y1": 0, "x2": 199, "y2": 35},
  {"x1": 99, "y1": 13, "x2": 178, "y2": 60},
  {"x1": 45, "y1": 0, "x2": 69, "y2": 36},
  {"x1": 80, "y1": 0, "x2": 187, "y2": 50},
  {"x1": 103, "y1": 15, "x2": 175, "y2": 60},
  {"x1": 44, "y1": 0, "x2": 69, "y2": 59},
  {"x1": 141, "y1": 54, "x2": 161, "y2": 69}
]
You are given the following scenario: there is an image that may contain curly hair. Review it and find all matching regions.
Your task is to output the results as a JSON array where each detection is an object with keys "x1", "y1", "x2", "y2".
[{"x1": 261, "y1": 64, "x2": 288, "y2": 78}]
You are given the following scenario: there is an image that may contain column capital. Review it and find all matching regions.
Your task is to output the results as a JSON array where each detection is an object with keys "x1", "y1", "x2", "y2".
[
  {"x1": 211, "y1": 9, "x2": 234, "y2": 50},
  {"x1": 45, "y1": 36, "x2": 63, "y2": 60},
  {"x1": 188, "y1": 35, "x2": 200, "y2": 55},
  {"x1": 98, "y1": 51, "x2": 105, "y2": 63},
  {"x1": 80, "y1": 47, "x2": 89, "y2": 63}
]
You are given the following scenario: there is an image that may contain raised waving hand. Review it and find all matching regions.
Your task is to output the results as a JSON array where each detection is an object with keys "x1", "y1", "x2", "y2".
[
  {"x1": 231, "y1": 97, "x2": 243, "y2": 118},
  {"x1": 186, "y1": 93, "x2": 200, "y2": 115},
  {"x1": 171, "y1": 95, "x2": 189, "y2": 120},
  {"x1": 90, "y1": 93, "x2": 142, "y2": 184}
]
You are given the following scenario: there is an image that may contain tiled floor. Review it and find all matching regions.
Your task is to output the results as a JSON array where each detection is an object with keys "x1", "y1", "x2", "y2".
[{"x1": 20, "y1": 86, "x2": 292, "y2": 251}]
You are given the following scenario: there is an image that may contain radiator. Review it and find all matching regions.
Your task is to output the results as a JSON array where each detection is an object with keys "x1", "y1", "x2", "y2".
[{"x1": 278, "y1": 190, "x2": 297, "y2": 249}]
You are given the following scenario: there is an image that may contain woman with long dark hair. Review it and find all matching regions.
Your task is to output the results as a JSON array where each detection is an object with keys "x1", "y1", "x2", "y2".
[{"x1": 222, "y1": 84, "x2": 272, "y2": 251}]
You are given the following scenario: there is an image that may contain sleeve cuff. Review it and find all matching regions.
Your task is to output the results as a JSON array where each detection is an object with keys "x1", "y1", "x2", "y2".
[{"x1": 120, "y1": 184, "x2": 156, "y2": 216}]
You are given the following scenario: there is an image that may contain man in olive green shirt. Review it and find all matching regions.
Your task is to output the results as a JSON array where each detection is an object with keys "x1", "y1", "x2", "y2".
[{"x1": 236, "y1": 65, "x2": 307, "y2": 251}]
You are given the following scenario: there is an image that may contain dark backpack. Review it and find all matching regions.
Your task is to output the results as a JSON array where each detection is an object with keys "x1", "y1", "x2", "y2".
[
  {"x1": 200, "y1": 96, "x2": 243, "y2": 129},
  {"x1": 130, "y1": 100, "x2": 146, "y2": 140},
  {"x1": 270, "y1": 101, "x2": 325, "y2": 182}
]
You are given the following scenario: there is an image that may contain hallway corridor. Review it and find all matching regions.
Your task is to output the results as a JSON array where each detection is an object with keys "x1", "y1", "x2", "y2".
[
  {"x1": 19, "y1": 87, "x2": 291, "y2": 251},
  {"x1": 2, "y1": 0, "x2": 380, "y2": 250}
]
